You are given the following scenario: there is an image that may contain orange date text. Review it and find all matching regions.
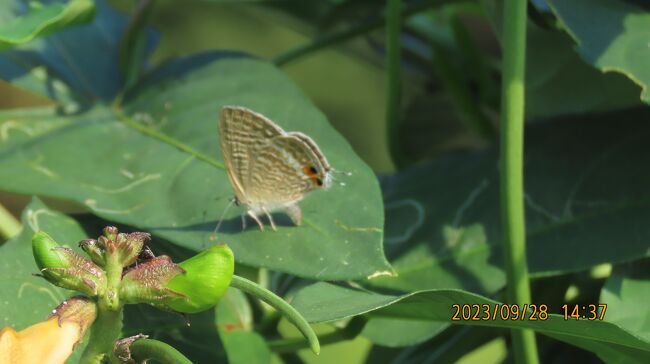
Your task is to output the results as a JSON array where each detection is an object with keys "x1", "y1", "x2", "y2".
[{"x1": 451, "y1": 303, "x2": 549, "y2": 321}]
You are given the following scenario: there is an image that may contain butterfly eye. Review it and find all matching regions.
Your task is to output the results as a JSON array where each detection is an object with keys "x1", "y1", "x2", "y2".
[
  {"x1": 316, "y1": 178, "x2": 323, "y2": 187},
  {"x1": 309, "y1": 166, "x2": 318, "y2": 174}
]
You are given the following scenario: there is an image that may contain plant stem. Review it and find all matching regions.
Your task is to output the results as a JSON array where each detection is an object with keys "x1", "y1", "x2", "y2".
[
  {"x1": 499, "y1": 0, "x2": 539, "y2": 363},
  {"x1": 273, "y1": 0, "x2": 447, "y2": 67},
  {"x1": 129, "y1": 338, "x2": 192, "y2": 364},
  {"x1": 386, "y1": 0, "x2": 406, "y2": 168},
  {"x1": 79, "y1": 307, "x2": 124, "y2": 364},
  {"x1": 230, "y1": 275, "x2": 320, "y2": 355},
  {"x1": 80, "y1": 241, "x2": 125, "y2": 363},
  {"x1": 0, "y1": 202, "x2": 21, "y2": 239}
]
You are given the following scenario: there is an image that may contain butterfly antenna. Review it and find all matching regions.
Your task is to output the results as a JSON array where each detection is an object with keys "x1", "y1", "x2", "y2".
[
  {"x1": 329, "y1": 168, "x2": 352, "y2": 187},
  {"x1": 210, "y1": 197, "x2": 237, "y2": 240}
]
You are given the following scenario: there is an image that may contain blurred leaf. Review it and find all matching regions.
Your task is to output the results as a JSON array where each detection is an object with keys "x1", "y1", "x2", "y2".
[
  {"x1": 216, "y1": 288, "x2": 271, "y2": 364},
  {"x1": 361, "y1": 317, "x2": 447, "y2": 347},
  {"x1": 292, "y1": 282, "x2": 650, "y2": 363},
  {"x1": 370, "y1": 108, "x2": 650, "y2": 294},
  {"x1": 479, "y1": 0, "x2": 642, "y2": 118},
  {"x1": 526, "y1": 23, "x2": 642, "y2": 119},
  {"x1": 0, "y1": 0, "x2": 94, "y2": 49},
  {"x1": 0, "y1": 51, "x2": 390, "y2": 280},
  {"x1": 0, "y1": 0, "x2": 156, "y2": 105},
  {"x1": 118, "y1": 0, "x2": 158, "y2": 93},
  {"x1": 0, "y1": 197, "x2": 88, "y2": 362},
  {"x1": 548, "y1": 0, "x2": 650, "y2": 104}
]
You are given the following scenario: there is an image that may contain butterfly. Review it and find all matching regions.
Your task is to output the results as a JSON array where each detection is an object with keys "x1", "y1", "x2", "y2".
[{"x1": 218, "y1": 106, "x2": 332, "y2": 231}]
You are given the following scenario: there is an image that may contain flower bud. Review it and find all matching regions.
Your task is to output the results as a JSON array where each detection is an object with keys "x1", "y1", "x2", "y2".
[
  {"x1": 103, "y1": 226, "x2": 118, "y2": 241},
  {"x1": 119, "y1": 255, "x2": 186, "y2": 307},
  {"x1": 49, "y1": 296, "x2": 97, "y2": 340},
  {"x1": 116, "y1": 232, "x2": 150, "y2": 267},
  {"x1": 164, "y1": 244, "x2": 234, "y2": 313},
  {"x1": 32, "y1": 232, "x2": 106, "y2": 296},
  {"x1": 79, "y1": 239, "x2": 105, "y2": 267}
]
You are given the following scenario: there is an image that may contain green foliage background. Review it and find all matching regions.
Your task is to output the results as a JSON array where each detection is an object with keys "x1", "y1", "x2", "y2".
[{"x1": 1, "y1": 0, "x2": 650, "y2": 363}]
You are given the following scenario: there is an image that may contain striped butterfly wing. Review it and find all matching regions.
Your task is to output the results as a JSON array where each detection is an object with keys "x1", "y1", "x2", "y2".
[
  {"x1": 219, "y1": 106, "x2": 284, "y2": 202},
  {"x1": 245, "y1": 133, "x2": 330, "y2": 206}
]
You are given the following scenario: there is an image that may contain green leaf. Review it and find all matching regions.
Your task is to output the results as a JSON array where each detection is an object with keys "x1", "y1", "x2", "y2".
[
  {"x1": 292, "y1": 282, "x2": 650, "y2": 363},
  {"x1": 526, "y1": 23, "x2": 642, "y2": 119},
  {"x1": 216, "y1": 288, "x2": 271, "y2": 364},
  {"x1": 0, "y1": 197, "x2": 89, "y2": 362},
  {"x1": 0, "y1": 0, "x2": 156, "y2": 105},
  {"x1": 0, "y1": 53, "x2": 390, "y2": 280},
  {"x1": 480, "y1": 0, "x2": 642, "y2": 118},
  {"x1": 361, "y1": 317, "x2": 447, "y2": 347},
  {"x1": 0, "y1": 0, "x2": 95, "y2": 49},
  {"x1": 548, "y1": 0, "x2": 650, "y2": 104},
  {"x1": 370, "y1": 108, "x2": 650, "y2": 293},
  {"x1": 600, "y1": 272, "x2": 650, "y2": 342}
]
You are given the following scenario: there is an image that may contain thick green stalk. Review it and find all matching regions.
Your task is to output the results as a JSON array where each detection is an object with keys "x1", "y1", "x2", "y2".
[
  {"x1": 230, "y1": 275, "x2": 320, "y2": 355},
  {"x1": 499, "y1": 0, "x2": 539, "y2": 363},
  {"x1": 386, "y1": 0, "x2": 405, "y2": 167},
  {"x1": 0, "y1": 202, "x2": 21, "y2": 239}
]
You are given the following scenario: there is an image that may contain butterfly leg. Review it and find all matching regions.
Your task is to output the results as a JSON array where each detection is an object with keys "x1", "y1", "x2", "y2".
[
  {"x1": 286, "y1": 203, "x2": 302, "y2": 226},
  {"x1": 261, "y1": 207, "x2": 277, "y2": 231},
  {"x1": 246, "y1": 210, "x2": 265, "y2": 231},
  {"x1": 240, "y1": 214, "x2": 247, "y2": 231}
]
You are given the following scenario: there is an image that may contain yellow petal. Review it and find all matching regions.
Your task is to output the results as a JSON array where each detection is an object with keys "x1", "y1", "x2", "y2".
[{"x1": 0, "y1": 317, "x2": 80, "y2": 364}]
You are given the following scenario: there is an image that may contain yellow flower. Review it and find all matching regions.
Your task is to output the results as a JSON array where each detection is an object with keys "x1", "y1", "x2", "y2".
[{"x1": 0, "y1": 296, "x2": 96, "y2": 364}]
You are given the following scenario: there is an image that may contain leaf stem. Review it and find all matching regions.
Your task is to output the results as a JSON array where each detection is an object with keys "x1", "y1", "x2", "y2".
[
  {"x1": 272, "y1": 0, "x2": 445, "y2": 67},
  {"x1": 230, "y1": 275, "x2": 320, "y2": 355},
  {"x1": 499, "y1": 0, "x2": 539, "y2": 363},
  {"x1": 129, "y1": 338, "x2": 192, "y2": 364},
  {"x1": 386, "y1": 0, "x2": 406, "y2": 168},
  {"x1": 0, "y1": 202, "x2": 21, "y2": 240}
]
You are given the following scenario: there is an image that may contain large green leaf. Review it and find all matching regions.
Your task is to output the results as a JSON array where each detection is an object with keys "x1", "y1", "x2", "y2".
[
  {"x1": 0, "y1": 0, "x2": 95, "y2": 49},
  {"x1": 370, "y1": 109, "x2": 650, "y2": 293},
  {"x1": 291, "y1": 282, "x2": 650, "y2": 363},
  {"x1": 216, "y1": 288, "x2": 271, "y2": 364},
  {"x1": 548, "y1": 0, "x2": 650, "y2": 103},
  {"x1": 0, "y1": 197, "x2": 89, "y2": 362},
  {"x1": 0, "y1": 53, "x2": 390, "y2": 280}
]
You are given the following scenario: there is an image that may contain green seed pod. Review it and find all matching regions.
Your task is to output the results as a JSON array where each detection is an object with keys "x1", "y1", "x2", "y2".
[
  {"x1": 32, "y1": 231, "x2": 106, "y2": 296},
  {"x1": 164, "y1": 244, "x2": 234, "y2": 313}
]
